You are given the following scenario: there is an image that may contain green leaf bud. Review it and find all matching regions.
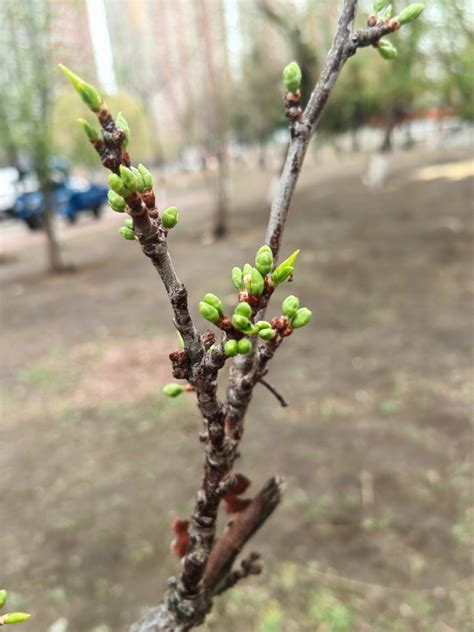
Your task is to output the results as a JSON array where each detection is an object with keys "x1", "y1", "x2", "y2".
[
  {"x1": 108, "y1": 173, "x2": 130, "y2": 197},
  {"x1": 231, "y1": 313, "x2": 252, "y2": 332},
  {"x1": 203, "y1": 293, "x2": 223, "y2": 315},
  {"x1": 234, "y1": 302, "x2": 252, "y2": 318},
  {"x1": 207, "y1": 344, "x2": 215, "y2": 353},
  {"x1": 163, "y1": 383, "x2": 184, "y2": 398},
  {"x1": 291, "y1": 307, "x2": 313, "y2": 329},
  {"x1": 374, "y1": 0, "x2": 389, "y2": 11},
  {"x1": 231, "y1": 267, "x2": 243, "y2": 290},
  {"x1": 277, "y1": 249, "x2": 300, "y2": 271},
  {"x1": 176, "y1": 330, "x2": 184, "y2": 348},
  {"x1": 282, "y1": 61, "x2": 302, "y2": 94},
  {"x1": 199, "y1": 301, "x2": 221, "y2": 324},
  {"x1": 397, "y1": 3, "x2": 424, "y2": 25},
  {"x1": 255, "y1": 320, "x2": 271, "y2": 331},
  {"x1": 131, "y1": 167, "x2": 145, "y2": 193},
  {"x1": 116, "y1": 111, "x2": 130, "y2": 147},
  {"x1": 107, "y1": 190, "x2": 126, "y2": 213},
  {"x1": 2, "y1": 612, "x2": 32, "y2": 624},
  {"x1": 119, "y1": 165, "x2": 137, "y2": 193},
  {"x1": 224, "y1": 339, "x2": 238, "y2": 357},
  {"x1": 119, "y1": 226, "x2": 136, "y2": 241},
  {"x1": 377, "y1": 39, "x2": 398, "y2": 60},
  {"x1": 237, "y1": 338, "x2": 252, "y2": 354},
  {"x1": 77, "y1": 118, "x2": 99, "y2": 142},
  {"x1": 244, "y1": 267, "x2": 264, "y2": 296},
  {"x1": 59, "y1": 64, "x2": 102, "y2": 111},
  {"x1": 271, "y1": 265, "x2": 294, "y2": 286},
  {"x1": 258, "y1": 328, "x2": 274, "y2": 341},
  {"x1": 255, "y1": 245, "x2": 273, "y2": 275},
  {"x1": 0, "y1": 590, "x2": 7, "y2": 608},
  {"x1": 282, "y1": 295, "x2": 300, "y2": 318},
  {"x1": 243, "y1": 263, "x2": 253, "y2": 277},
  {"x1": 124, "y1": 217, "x2": 134, "y2": 230},
  {"x1": 162, "y1": 206, "x2": 179, "y2": 229},
  {"x1": 138, "y1": 163, "x2": 153, "y2": 189}
]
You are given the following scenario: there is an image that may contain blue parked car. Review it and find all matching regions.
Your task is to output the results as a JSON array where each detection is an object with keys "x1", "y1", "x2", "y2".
[{"x1": 12, "y1": 161, "x2": 108, "y2": 230}]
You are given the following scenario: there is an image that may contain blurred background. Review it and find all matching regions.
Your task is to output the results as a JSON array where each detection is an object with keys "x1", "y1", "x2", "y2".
[{"x1": 0, "y1": 0, "x2": 472, "y2": 630}]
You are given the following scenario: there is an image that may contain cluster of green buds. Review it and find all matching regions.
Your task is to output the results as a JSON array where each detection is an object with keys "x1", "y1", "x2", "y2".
[
  {"x1": 59, "y1": 64, "x2": 102, "y2": 112},
  {"x1": 0, "y1": 589, "x2": 31, "y2": 625},
  {"x1": 371, "y1": 2, "x2": 425, "y2": 61},
  {"x1": 232, "y1": 246, "x2": 299, "y2": 294},
  {"x1": 107, "y1": 163, "x2": 154, "y2": 211},
  {"x1": 119, "y1": 217, "x2": 136, "y2": 241},
  {"x1": 282, "y1": 295, "x2": 312, "y2": 329},
  {"x1": 282, "y1": 61, "x2": 302, "y2": 95}
]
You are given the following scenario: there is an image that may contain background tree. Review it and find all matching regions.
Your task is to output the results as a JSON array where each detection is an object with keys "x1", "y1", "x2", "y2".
[{"x1": 0, "y1": 0, "x2": 64, "y2": 272}]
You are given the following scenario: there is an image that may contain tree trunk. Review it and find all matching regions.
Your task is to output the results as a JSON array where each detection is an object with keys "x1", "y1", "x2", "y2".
[
  {"x1": 41, "y1": 185, "x2": 64, "y2": 273},
  {"x1": 212, "y1": 146, "x2": 229, "y2": 240}
]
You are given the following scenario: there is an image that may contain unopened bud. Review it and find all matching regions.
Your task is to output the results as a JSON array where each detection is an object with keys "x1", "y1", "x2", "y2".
[
  {"x1": 203, "y1": 293, "x2": 223, "y2": 316},
  {"x1": 131, "y1": 166, "x2": 145, "y2": 193},
  {"x1": 232, "y1": 267, "x2": 243, "y2": 290},
  {"x1": 231, "y1": 313, "x2": 252, "y2": 332},
  {"x1": 107, "y1": 190, "x2": 126, "y2": 213},
  {"x1": 59, "y1": 64, "x2": 102, "y2": 111},
  {"x1": 124, "y1": 218, "x2": 134, "y2": 229},
  {"x1": 282, "y1": 295, "x2": 299, "y2": 318},
  {"x1": 258, "y1": 328, "x2": 274, "y2": 341},
  {"x1": 119, "y1": 226, "x2": 136, "y2": 240},
  {"x1": 2, "y1": 612, "x2": 32, "y2": 624},
  {"x1": 282, "y1": 61, "x2": 302, "y2": 94},
  {"x1": 377, "y1": 39, "x2": 398, "y2": 60},
  {"x1": 397, "y1": 3, "x2": 424, "y2": 25},
  {"x1": 77, "y1": 118, "x2": 99, "y2": 142},
  {"x1": 237, "y1": 338, "x2": 252, "y2": 354},
  {"x1": 199, "y1": 301, "x2": 221, "y2": 324},
  {"x1": 244, "y1": 267, "x2": 264, "y2": 296},
  {"x1": 224, "y1": 339, "x2": 238, "y2": 357},
  {"x1": 0, "y1": 590, "x2": 7, "y2": 608},
  {"x1": 271, "y1": 265, "x2": 294, "y2": 286},
  {"x1": 116, "y1": 111, "x2": 130, "y2": 147},
  {"x1": 162, "y1": 206, "x2": 179, "y2": 229},
  {"x1": 235, "y1": 302, "x2": 252, "y2": 318},
  {"x1": 138, "y1": 163, "x2": 153, "y2": 189},
  {"x1": 255, "y1": 320, "x2": 271, "y2": 331},
  {"x1": 255, "y1": 245, "x2": 273, "y2": 275},
  {"x1": 119, "y1": 165, "x2": 137, "y2": 193},
  {"x1": 163, "y1": 383, "x2": 184, "y2": 398},
  {"x1": 108, "y1": 173, "x2": 130, "y2": 197},
  {"x1": 291, "y1": 307, "x2": 312, "y2": 329},
  {"x1": 381, "y1": 3, "x2": 393, "y2": 18}
]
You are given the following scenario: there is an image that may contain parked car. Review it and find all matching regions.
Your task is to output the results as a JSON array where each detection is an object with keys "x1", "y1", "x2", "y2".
[
  {"x1": 11, "y1": 162, "x2": 108, "y2": 230},
  {"x1": 0, "y1": 167, "x2": 19, "y2": 221}
]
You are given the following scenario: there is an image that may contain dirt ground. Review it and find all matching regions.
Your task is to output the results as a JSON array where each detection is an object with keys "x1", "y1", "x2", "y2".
[{"x1": 1, "y1": 147, "x2": 472, "y2": 631}]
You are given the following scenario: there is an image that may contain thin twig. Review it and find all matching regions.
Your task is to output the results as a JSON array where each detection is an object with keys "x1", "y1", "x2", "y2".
[{"x1": 258, "y1": 377, "x2": 289, "y2": 407}]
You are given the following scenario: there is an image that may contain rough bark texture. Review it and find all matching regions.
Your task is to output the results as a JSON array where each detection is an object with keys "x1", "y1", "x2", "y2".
[{"x1": 71, "y1": 2, "x2": 401, "y2": 629}]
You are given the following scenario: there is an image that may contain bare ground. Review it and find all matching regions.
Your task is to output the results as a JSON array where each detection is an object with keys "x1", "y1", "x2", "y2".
[{"x1": 0, "y1": 148, "x2": 472, "y2": 631}]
